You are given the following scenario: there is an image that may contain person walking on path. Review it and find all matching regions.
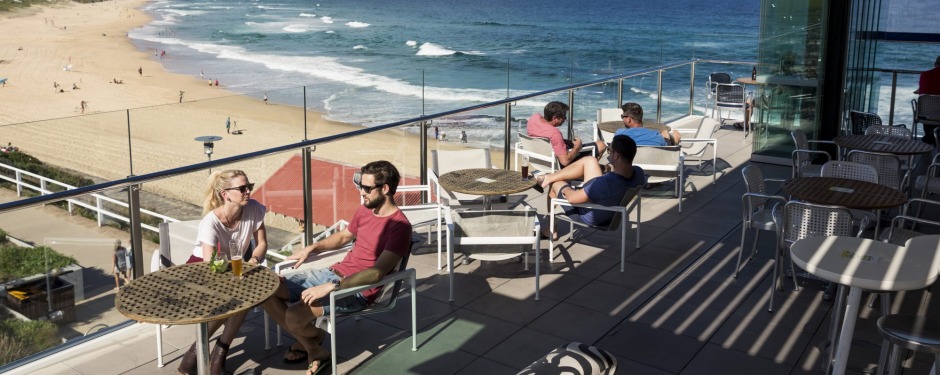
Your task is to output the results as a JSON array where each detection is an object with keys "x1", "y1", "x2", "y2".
[
  {"x1": 225, "y1": 117, "x2": 231, "y2": 134},
  {"x1": 112, "y1": 240, "x2": 132, "y2": 290}
]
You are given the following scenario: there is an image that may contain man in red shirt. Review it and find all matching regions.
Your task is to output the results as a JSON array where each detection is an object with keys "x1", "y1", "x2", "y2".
[
  {"x1": 918, "y1": 56, "x2": 940, "y2": 144},
  {"x1": 262, "y1": 160, "x2": 412, "y2": 374},
  {"x1": 527, "y1": 101, "x2": 607, "y2": 168},
  {"x1": 918, "y1": 56, "x2": 940, "y2": 95}
]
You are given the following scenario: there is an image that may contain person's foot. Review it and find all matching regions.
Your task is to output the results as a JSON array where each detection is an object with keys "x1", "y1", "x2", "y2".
[
  {"x1": 283, "y1": 342, "x2": 308, "y2": 364},
  {"x1": 539, "y1": 228, "x2": 558, "y2": 241},
  {"x1": 532, "y1": 174, "x2": 545, "y2": 193},
  {"x1": 307, "y1": 354, "x2": 331, "y2": 375}
]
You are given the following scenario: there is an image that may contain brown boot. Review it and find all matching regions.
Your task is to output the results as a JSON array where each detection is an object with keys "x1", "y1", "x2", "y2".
[
  {"x1": 209, "y1": 339, "x2": 233, "y2": 375},
  {"x1": 177, "y1": 344, "x2": 197, "y2": 375}
]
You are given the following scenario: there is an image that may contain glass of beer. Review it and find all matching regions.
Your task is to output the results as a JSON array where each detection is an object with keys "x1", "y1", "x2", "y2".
[
  {"x1": 230, "y1": 240, "x2": 243, "y2": 279},
  {"x1": 521, "y1": 155, "x2": 530, "y2": 181}
]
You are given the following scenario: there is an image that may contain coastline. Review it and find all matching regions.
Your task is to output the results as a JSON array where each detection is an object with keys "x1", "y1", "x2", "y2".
[{"x1": 0, "y1": 1, "x2": 505, "y2": 228}]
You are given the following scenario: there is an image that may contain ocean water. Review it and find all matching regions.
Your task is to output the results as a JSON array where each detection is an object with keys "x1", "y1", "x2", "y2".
[{"x1": 128, "y1": 0, "x2": 760, "y2": 140}]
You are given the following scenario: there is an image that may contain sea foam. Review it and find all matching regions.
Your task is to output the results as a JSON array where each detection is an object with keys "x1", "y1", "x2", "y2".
[
  {"x1": 405, "y1": 40, "x2": 417, "y2": 47},
  {"x1": 321, "y1": 16, "x2": 334, "y2": 24},
  {"x1": 346, "y1": 21, "x2": 370, "y2": 28},
  {"x1": 416, "y1": 42, "x2": 457, "y2": 56},
  {"x1": 299, "y1": 13, "x2": 316, "y2": 17}
]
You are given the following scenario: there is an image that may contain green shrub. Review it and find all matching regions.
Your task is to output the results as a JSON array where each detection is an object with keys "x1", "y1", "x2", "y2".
[
  {"x1": 0, "y1": 318, "x2": 60, "y2": 365},
  {"x1": 0, "y1": 245, "x2": 77, "y2": 283}
]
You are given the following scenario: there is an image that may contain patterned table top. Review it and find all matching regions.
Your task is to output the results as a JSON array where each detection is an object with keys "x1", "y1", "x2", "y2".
[
  {"x1": 438, "y1": 168, "x2": 536, "y2": 196},
  {"x1": 782, "y1": 177, "x2": 907, "y2": 210},
  {"x1": 834, "y1": 134, "x2": 933, "y2": 155},
  {"x1": 597, "y1": 121, "x2": 670, "y2": 135},
  {"x1": 116, "y1": 262, "x2": 279, "y2": 325}
]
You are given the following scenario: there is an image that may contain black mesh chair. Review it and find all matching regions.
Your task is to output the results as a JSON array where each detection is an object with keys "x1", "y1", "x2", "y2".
[
  {"x1": 847, "y1": 110, "x2": 882, "y2": 135},
  {"x1": 706, "y1": 72, "x2": 732, "y2": 116}
]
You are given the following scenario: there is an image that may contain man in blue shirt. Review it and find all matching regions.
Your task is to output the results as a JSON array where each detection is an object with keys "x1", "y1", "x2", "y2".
[
  {"x1": 540, "y1": 135, "x2": 645, "y2": 238},
  {"x1": 614, "y1": 102, "x2": 681, "y2": 146}
]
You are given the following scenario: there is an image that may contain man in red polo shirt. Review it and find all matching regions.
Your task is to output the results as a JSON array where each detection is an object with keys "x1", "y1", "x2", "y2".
[
  {"x1": 527, "y1": 101, "x2": 607, "y2": 168},
  {"x1": 919, "y1": 56, "x2": 940, "y2": 95}
]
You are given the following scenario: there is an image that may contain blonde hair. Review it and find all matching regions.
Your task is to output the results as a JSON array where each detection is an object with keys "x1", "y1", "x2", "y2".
[{"x1": 202, "y1": 169, "x2": 248, "y2": 215}]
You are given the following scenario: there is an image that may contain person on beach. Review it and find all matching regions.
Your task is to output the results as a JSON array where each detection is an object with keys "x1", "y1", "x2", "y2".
[
  {"x1": 460, "y1": 130, "x2": 468, "y2": 143},
  {"x1": 111, "y1": 240, "x2": 132, "y2": 290},
  {"x1": 138, "y1": 66, "x2": 142, "y2": 77},
  {"x1": 176, "y1": 170, "x2": 269, "y2": 375},
  {"x1": 53, "y1": 81, "x2": 59, "y2": 92},
  {"x1": 72, "y1": 83, "x2": 79, "y2": 90},
  {"x1": 527, "y1": 101, "x2": 607, "y2": 168},
  {"x1": 538, "y1": 135, "x2": 644, "y2": 239},
  {"x1": 179, "y1": 90, "x2": 185, "y2": 103},
  {"x1": 263, "y1": 93, "x2": 268, "y2": 104},
  {"x1": 614, "y1": 102, "x2": 681, "y2": 146},
  {"x1": 262, "y1": 160, "x2": 412, "y2": 375},
  {"x1": 225, "y1": 117, "x2": 231, "y2": 134},
  {"x1": 80, "y1": 101, "x2": 87, "y2": 114},
  {"x1": 215, "y1": 79, "x2": 219, "y2": 87},
  {"x1": 434, "y1": 126, "x2": 439, "y2": 140}
]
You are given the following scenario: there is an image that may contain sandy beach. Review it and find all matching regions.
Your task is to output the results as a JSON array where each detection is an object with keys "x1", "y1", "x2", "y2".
[{"x1": 0, "y1": 0, "x2": 502, "y2": 229}]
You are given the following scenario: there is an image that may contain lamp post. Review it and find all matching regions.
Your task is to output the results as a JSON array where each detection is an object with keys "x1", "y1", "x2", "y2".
[{"x1": 194, "y1": 136, "x2": 222, "y2": 174}]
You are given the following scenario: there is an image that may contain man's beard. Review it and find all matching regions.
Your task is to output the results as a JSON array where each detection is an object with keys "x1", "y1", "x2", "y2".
[{"x1": 363, "y1": 193, "x2": 386, "y2": 209}]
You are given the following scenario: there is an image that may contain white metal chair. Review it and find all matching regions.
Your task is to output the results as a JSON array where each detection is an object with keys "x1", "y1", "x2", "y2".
[
  {"x1": 549, "y1": 184, "x2": 642, "y2": 273},
  {"x1": 516, "y1": 132, "x2": 559, "y2": 174},
  {"x1": 705, "y1": 72, "x2": 733, "y2": 116},
  {"x1": 152, "y1": 220, "x2": 201, "y2": 368},
  {"x1": 865, "y1": 125, "x2": 912, "y2": 139},
  {"x1": 845, "y1": 150, "x2": 905, "y2": 191},
  {"x1": 445, "y1": 206, "x2": 541, "y2": 301},
  {"x1": 274, "y1": 238, "x2": 420, "y2": 375},
  {"x1": 820, "y1": 160, "x2": 881, "y2": 233},
  {"x1": 677, "y1": 116, "x2": 720, "y2": 182},
  {"x1": 736, "y1": 165, "x2": 787, "y2": 278},
  {"x1": 633, "y1": 145, "x2": 685, "y2": 212},
  {"x1": 429, "y1": 147, "x2": 493, "y2": 206},
  {"x1": 882, "y1": 198, "x2": 940, "y2": 246},
  {"x1": 791, "y1": 129, "x2": 836, "y2": 179},
  {"x1": 771, "y1": 201, "x2": 863, "y2": 312},
  {"x1": 714, "y1": 83, "x2": 747, "y2": 128},
  {"x1": 594, "y1": 108, "x2": 623, "y2": 144}
]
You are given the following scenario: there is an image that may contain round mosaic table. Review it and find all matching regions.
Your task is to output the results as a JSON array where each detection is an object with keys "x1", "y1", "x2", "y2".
[
  {"x1": 438, "y1": 168, "x2": 536, "y2": 209},
  {"x1": 834, "y1": 134, "x2": 933, "y2": 155},
  {"x1": 782, "y1": 177, "x2": 907, "y2": 210},
  {"x1": 116, "y1": 262, "x2": 279, "y2": 374}
]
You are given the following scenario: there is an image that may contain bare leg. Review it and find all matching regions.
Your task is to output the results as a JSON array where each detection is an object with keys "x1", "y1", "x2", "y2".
[
  {"x1": 285, "y1": 303, "x2": 329, "y2": 374},
  {"x1": 541, "y1": 157, "x2": 602, "y2": 188},
  {"x1": 593, "y1": 141, "x2": 607, "y2": 158}
]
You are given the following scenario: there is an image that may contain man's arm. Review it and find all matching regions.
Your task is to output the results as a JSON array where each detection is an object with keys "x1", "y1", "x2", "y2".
[
  {"x1": 288, "y1": 228, "x2": 355, "y2": 264},
  {"x1": 556, "y1": 137, "x2": 583, "y2": 166},
  {"x1": 551, "y1": 182, "x2": 590, "y2": 205},
  {"x1": 338, "y1": 250, "x2": 403, "y2": 289}
]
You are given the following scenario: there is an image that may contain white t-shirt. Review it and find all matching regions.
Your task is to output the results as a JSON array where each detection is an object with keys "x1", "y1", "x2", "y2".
[{"x1": 193, "y1": 199, "x2": 266, "y2": 259}]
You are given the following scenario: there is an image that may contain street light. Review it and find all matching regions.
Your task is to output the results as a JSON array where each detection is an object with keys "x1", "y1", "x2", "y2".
[{"x1": 194, "y1": 136, "x2": 222, "y2": 173}]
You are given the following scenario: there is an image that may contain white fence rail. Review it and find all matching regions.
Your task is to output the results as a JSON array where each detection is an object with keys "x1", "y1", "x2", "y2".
[{"x1": 0, "y1": 162, "x2": 177, "y2": 235}]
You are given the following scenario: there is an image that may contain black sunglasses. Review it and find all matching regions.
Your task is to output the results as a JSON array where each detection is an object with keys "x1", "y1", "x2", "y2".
[
  {"x1": 352, "y1": 171, "x2": 382, "y2": 193},
  {"x1": 223, "y1": 183, "x2": 254, "y2": 194}
]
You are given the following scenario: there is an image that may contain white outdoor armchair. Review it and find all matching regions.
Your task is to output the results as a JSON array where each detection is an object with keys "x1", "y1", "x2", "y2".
[{"x1": 549, "y1": 184, "x2": 642, "y2": 273}]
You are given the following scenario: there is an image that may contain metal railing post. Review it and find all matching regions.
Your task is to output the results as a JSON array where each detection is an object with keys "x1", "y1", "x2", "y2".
[
  {"x1": 689, "y1": 62, "x2": 696, "y2": 116},
  {"x1": 15, "y1": 171, "x2": 21, "y2": 196},
  {"x1": 567, "y1": 89, "x2": 575, "y2": 139},
  {"x1": 656, "y1": 69, "x2": 664, "y2": 123},
  {"x1": 889, "y1": 71, "x2": 898, "y2": 126},
  {"x1": 96, "y1": 198, "x2": 103, "y2": 226},
  {"x1": 127, "y1": 183, "x2": 144, "y2": 279},
  {"x1": 504, "y1": 104, "x2": 512, "y2": 170},
  {"x1": 302, "y1": 147, "x2": 313, "y2": 247},
  {"x1": 617, "y1": 79, "x2": 624, "y2": 107},
  {"x1": 420, "y1": 120, "x2": 429, "y2": 201}
]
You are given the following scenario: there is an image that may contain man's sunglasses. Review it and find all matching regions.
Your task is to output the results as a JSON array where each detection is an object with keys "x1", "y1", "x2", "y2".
[
  {"x1": 223, "y1": 183, "x2": 254, "y2": 193},
  {"x1": 352, "y1": 171, "x2": 381, "y2": 193}
]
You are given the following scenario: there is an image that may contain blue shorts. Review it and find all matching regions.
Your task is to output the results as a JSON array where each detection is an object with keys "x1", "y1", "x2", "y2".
[{"x1": 283, "y1": 267, "x2": 368, "y2": 315}]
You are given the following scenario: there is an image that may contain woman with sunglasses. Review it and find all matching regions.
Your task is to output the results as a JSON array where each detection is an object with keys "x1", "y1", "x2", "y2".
[{"x1": 177, "y1": 169, "x2": 268, "y2": 375}]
